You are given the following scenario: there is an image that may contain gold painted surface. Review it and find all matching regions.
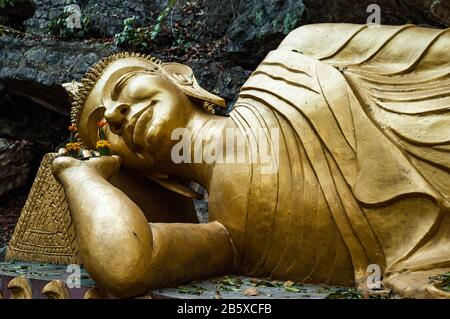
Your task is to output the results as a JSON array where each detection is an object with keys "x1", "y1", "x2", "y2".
[
  {"x1": 6, "y1": 153, "x2": 81, "y2": 265},
  {"x1": 10, "y1": 23, "x2": 450, "y2": 298},
  {"x1": 42, "y1": 280, "x2": 70, "y2": 299},
  {"x1": 83, "y1": 287, "x2": 109, "y2": 299},
  {"x1": 7, "y1": 276, "x2": 32, "y2": 299}
]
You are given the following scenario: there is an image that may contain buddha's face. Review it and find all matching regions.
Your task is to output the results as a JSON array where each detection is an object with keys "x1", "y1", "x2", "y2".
[
  {"x1": 75, "y1": 58, "x2": 225, "y2": 171},
  {"x1": 101, "y1": 72, "x2": 192, "y2": 168}
]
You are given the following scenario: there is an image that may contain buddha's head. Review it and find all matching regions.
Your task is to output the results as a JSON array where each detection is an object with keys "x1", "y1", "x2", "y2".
[{"x1": 65, "y1": 53, "x2": 225, "y2": 171}]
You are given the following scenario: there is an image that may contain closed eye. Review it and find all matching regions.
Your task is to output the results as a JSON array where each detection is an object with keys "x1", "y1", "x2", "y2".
[
  {"x1": 114, "y1": 73, "x2": 159, "y2": 103},
  {"x1": 126, "y1": 76, "x2": 159, "y2": 102}
]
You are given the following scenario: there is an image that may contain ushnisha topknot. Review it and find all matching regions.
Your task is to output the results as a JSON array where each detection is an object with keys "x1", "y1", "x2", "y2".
[{"x1": 69, "y1": 52, "x2": 162, "y2": 136}]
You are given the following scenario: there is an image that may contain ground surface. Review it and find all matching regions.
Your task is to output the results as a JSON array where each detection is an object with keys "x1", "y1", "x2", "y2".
[{"x1": 0, "y1": 261, "x2": 370, "y2": 299}]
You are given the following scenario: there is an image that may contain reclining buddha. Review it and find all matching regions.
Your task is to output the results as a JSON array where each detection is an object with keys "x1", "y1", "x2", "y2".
[{"x1": 8, "y1": 23, "x2": 450, "y2": 298}]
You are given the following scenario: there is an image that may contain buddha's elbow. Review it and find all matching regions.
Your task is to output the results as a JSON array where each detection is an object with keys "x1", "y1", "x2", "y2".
[{"x1": 80, "y1": 228, "x2": 154, "y2": 298}]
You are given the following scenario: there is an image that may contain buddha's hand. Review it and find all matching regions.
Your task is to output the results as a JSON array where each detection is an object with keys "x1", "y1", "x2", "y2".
[{"x1": 52, "y1": 155, "x2": 121, "y2": 184}]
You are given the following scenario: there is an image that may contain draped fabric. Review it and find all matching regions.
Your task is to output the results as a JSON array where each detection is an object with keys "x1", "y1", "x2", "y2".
[
  {"x1": 280, "y1": 24, "x2": 450, "y2": 202},
  {"x1": 230, "y1": 24, "x2": 450, "y2": 284}
]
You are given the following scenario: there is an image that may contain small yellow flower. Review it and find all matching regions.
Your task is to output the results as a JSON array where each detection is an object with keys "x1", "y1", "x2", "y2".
[
  {"x1": 96, "y1": 139, "x2": 111, "y2": 149},
  {"x1": 65, "y1": 142, "x2": 81, "y2": 151}
]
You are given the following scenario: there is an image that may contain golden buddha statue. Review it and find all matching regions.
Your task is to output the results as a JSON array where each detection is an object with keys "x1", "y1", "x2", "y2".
[{"x1": 8, "y1": 23, "x2": 450, "y2": 298}]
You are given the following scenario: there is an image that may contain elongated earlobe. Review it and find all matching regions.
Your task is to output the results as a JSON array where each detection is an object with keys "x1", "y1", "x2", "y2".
[{"x1": 160, "y1": 62, "x2": 226, "y2": 113}]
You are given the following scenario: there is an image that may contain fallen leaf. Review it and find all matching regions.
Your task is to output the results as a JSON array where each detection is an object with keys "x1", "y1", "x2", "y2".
[
  {"x1": 178, "y1": 285, "x2": 204, "y2": 295},
  {"x1": 244, "y1": 287, "x2": 260, "y2": 296},
  {"x1": 284, "y1": 280, "x2": 295, "y2": 287},
  {"x1": 284, "y1": 286, "x2": 301, "y2": 292}
]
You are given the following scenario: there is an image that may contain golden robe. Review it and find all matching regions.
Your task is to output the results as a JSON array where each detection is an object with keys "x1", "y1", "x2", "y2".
[{"x1": 228, "y1": 24, "x2": 450, "y2": 286}]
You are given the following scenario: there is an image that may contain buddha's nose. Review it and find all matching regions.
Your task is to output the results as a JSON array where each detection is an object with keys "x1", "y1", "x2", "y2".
[{"x1": 105, "y1": 104, "x2": 130, "y2": 135}]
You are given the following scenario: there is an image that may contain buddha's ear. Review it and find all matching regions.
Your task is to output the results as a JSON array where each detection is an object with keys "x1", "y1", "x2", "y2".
[{"x1": 161, "y1": 62, "x2": 226, "y2": 113}]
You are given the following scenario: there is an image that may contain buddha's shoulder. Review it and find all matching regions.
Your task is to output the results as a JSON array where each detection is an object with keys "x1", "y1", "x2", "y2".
[{"x1": 278, "y1": 23, "x2": 449, "y2": 61}]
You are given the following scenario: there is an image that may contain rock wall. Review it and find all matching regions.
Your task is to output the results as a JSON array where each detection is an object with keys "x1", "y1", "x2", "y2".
[
  {"x1": 0, "y1": 138, "x2": 33, "y2": 195},
  {"x1": 2, "y1": 0, "x2": 449, "y2": 106},
  {"x1": 0, "y1": 0, "x2": 449, "y2": 244}
]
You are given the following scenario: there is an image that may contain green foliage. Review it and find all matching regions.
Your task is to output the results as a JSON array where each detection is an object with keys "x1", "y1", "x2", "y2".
[
  {"x1": 272, "y1": 20, "x2": 278, "y2": 30},
  {"x1": 113, "y1": 16, "x2": 151, "y2": 50},
  {"x1": 114, "y1": 0, "x2": 177, "y2": 51},
  {"x1": 151, "y1": 1, "x2": 175, "y2": 40},
  {"x1": 0, "y1": 0, "x2": 15, "y2": 9},
  {"x1": 174, "y1": 37, "x2": 192, "y2": 52},
  {"x1": 254, "y1": 9, "x2": 263, "y2": 27},
  {"x1": 325, "y1": 288, "x2": 363, "y2": 299},
  {"x1": 178, "y1": 285, "x2": 205, "y2": 295},
  {"x1": 215, "y1": 276, "x2": 242, "y2": 292},
  {"x1": 47, "y1": 8, "x2": 94, "y2": 40},
  {"x1": 283, "y1": 13, "x2": 297, "y2": 34}
]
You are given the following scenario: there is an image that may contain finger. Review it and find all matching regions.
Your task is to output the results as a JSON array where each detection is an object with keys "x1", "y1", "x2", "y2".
[
  {"x1": 87, "y1": 156, "x2": 121, "y2": 179},
  {"x1": 51, "y1": 156, "x2": 81, "y2": 183},
  {"x1": 52, "y1": 156, "x2": 80, "y2": 172}
]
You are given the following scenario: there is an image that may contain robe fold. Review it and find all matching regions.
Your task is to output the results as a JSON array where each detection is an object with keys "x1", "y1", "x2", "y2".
[{"x1": 230, "y1": 24, "x2": 450, "y2": 285}]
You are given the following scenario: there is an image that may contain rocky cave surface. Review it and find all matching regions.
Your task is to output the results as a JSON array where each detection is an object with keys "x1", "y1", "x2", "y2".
[{"x1": 0, "y1": 0, "x2": 449, "y2": 246}]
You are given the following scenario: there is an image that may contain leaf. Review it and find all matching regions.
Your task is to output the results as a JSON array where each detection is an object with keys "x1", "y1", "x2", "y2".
[
  {"x1": 218, "y1": 284, "x2": 241, "y2": 292},
  {"x1": 283, "y1": 280, "x2": 295, "y2": 287},
  {"x1": 325, "y1": 289, "x2": 363, "y2": 299},
  {"x1": 284, "y1": 286, "x2": 301, "y2": 293},
  {"x1": 178, "y1": 285, "x2": 204, "y2": 295},
  {"x1": 178, "y1": 287, "x2": 191, "y2": 294},
  {"x1": 250, "y1": 278, "x2": 281, "y2": 287},
  {"x1": 317, "y1": 287, "x2": 331, "y2": 293},
  {"x1": 244, "y1": 287, "x2": 260, "y2": 296},
  {"x1": 153, "y1": 24, "x2": 161, "y2": 33},
  {"x1": 219, "y1": 276, "x2": 241, "y2": 287}
]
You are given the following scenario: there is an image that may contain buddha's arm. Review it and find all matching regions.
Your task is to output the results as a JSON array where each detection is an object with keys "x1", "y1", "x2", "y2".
[{"x1": 52, "y1": 156, "x2": 235, "y2": 298}]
